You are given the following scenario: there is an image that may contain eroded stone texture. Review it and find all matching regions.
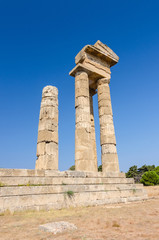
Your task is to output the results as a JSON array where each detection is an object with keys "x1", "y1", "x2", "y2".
[
  {"x1": 36, "y1": 86, "x2": 58, "y2": 170},
  {"x1": 39, "y1": 221, "x2": 77, "y2": 234}
]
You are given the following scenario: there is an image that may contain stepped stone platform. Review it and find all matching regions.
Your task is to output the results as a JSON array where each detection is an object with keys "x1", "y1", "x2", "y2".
[{"x1": 0, "y1": 169, "x2": 147, "y2": 213}]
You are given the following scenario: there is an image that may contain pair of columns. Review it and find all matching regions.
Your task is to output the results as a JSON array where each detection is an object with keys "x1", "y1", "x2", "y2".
[{"x1": 75, "y1": 71, "x2": 119, "y2": 173}]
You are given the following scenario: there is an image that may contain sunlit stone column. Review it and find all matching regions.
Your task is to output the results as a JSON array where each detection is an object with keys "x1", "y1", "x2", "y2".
[
  {"x1": 89, "y1": 89, "x2": 98, "y2": 172},
  {"x1": 75, "y1": 71, "x2": 93, "y2": 171},
  {"x1": 97, "y1": 78, "x2": 119, "y2": 173},
  {"x1": 35, "y1": 86, "x2": 58, "y2": 170}
]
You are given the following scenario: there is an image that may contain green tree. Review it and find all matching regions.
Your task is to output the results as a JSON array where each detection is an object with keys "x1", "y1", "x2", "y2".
[
  {"x1": 126, "y1": 164, "x2": 157, "y2": 183},
  {"x1": 155, "y1": 166, "x2": 159, "y2": 175},
  {"x1": 138, "y1": 164, "x2": 155, "y2": 173},
  {"x1": 140, "y1": 171, "x2": 159, "y2": 186},
  {"x1": 126, "y1": 165, "x2": 138, "y2": 178}
]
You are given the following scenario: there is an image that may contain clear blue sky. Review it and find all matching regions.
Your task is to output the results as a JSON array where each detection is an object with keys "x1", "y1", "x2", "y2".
[{"x1": 0, "y1": 0, "x2": 159, "y2": 172}]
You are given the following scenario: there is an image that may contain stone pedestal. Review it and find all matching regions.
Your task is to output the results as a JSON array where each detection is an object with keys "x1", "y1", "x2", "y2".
[
  {"x1": 35, "y1": 86, "x2": 58, "y2": 170},
  {"x1": 97, "y1": 78, "x2": 119, "y2": 173}
]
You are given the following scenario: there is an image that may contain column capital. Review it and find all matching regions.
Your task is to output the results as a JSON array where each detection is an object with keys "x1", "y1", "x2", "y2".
[{"x1": 97, "y1": 78, "x2": 110, "y2": 86}]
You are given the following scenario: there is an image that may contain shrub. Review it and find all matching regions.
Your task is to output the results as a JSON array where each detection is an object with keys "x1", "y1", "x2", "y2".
[
  {"x1": 155, "y1": 166, "x2": 159, "y2": 175},
  {"x1": 69, "y1": 165, "x2": 75, "y2": 171},
  {"x1": 66, "y1": 190, "x2": 74, "y2": 198},
  {"x1": 98, "y1": 165, "x2": 102, "y2": 172},
  {"x1": 140, "y1": 171, "x2": 159, "y2": 186}
]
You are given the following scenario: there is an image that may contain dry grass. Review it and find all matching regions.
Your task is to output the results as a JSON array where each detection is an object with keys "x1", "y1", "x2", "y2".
[{"x1": 0, "y1": 186, "x2": 159, "y2": 240}]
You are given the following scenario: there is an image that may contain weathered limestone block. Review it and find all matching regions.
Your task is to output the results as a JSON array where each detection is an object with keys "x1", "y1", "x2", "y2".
[
  {"x1": 75, "y1": 51, "x2": 111, "y2": 79},
  {"x1": 100, "y1": 115, "x2": 114, "y2": 125},
  {"x1": 75, "y1": 146, "x2": 92, "y2": 161},
  {"x1": 97, "y1": 84, "x2": 110, "y2": 95},
  {"x1": 76, "y1": 113, "x2": 91, "y2": 124},
  {"x1": 75, "y1": 88, "x2": 89, "y2": 98},
  {"x1": 75, "y1": 128, "x2": 91, "y2": 148},
  {"x1": 94, "y1": 40, "x2": 119, "y2": 63},
  {"x1": 102, "y1": 153, "x2": 119, "y2": 162},
  {"x1": 40, "y1": 98, "x2": 58, "y2": 108},
  {"x1": 75, "y1": 159, "x2": 97, "y2": 172},
  {"x1": 75, "y1": 79, "x2": 89, "y2": 90},
  {"x1": 76, "y1": 122, "x2": 91, "y2": 131},
  {"x1": 75, "y1": 107, "x2": 90, "y2": 116},
  {"x1": 38, "y1": 130, "x2": 58, "y2": 144},
  {"x1": 75, "y1": 96, "x2": 89, "y2": 108},
  {"x1": 102, "y1": 153, "x2": 120, "y2": 172},
  {"x1": 98, "y1": 106, "x2": 112, "y2": 116},
  {"x1": 37, "y1": 142, "x2": 46, "y2": 157},
  {"x1": 98, "y1": 99, "x2": 112, "y2": 108},
  {"x1": 100, "y1": 134, "x2": 116, "y2": 145},
  {"x1": 38, "y1": 119, "x2": 57, "y2": 132},
  {"x1": 45, "y1": 142, "x2": 58, "y2": 155},
  {"x1": 35, "y1": 86, "x2": 58, "y2": 170},
  {"x1": 36, "y1": 154, "x2": 58, "y2": 170},
  {"x1": 101, "y1": 144, "x2": 117, "y2": 154},
  {"x1": 83, "y1": 57, "x2": 111, "y2": 76},
  {"x1": 42, "y1": 86, "x2": 58, "y2": 97},
  {"x1": 98, "y1": 92, "x2": 110, "y2": 101},
  {"x1": 100, "y1": 125, "x2": 115, "y2": 136},
  {"x1": 40, "y1": 107, "x2": 58, "y2": 120}
]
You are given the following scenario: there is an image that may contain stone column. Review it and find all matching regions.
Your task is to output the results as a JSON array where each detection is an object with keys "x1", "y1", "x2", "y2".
[
  {"x1": 97, "y1": 78, "x2": 119, "y2": 173},
  {"x1": 35, "y1": 86, "x2": 58, "y2": 170},
  {"x1": 89, "y1": 89, "x2": 98, "y2": 172},
  {"x1": 75, "y1": 71, "x2": 93, "y2": 171}
]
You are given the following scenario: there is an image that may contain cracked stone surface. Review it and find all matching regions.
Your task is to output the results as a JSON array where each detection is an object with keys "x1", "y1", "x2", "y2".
[{"x1": 39, "y1": 221, "x2": 77, "y2": 234}]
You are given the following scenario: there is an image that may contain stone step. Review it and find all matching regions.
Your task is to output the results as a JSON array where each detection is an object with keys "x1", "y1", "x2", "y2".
[
  {"x1": 0, "y1": 190, "x2": 147, "y2": 213},
  {"x1": 0, "y1": 169, "x2": 125, "y2": 178},
  {"x1": 0, "y1": 169, "x2": 45, "y2": 177},
  {"x1": 0, "y1": 184, "x2": 144, "y2": 197},
  {"x1": 0, "y1": 176, "x2": 134, "y2": 186}
]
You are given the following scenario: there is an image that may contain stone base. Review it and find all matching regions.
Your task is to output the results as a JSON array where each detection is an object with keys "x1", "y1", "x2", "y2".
[{"x1": 0, "y1": 169, "x2": 147, "y2": 213}]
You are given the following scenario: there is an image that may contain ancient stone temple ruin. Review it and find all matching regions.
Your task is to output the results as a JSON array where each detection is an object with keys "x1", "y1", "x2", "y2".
[
  {"x1": 70, "y1": 40, "x2": 119, "y2": 173},
  {"x1": 0, "y1": 41, "x2": 147, "y2": 213},
  {"x1": 35, "y1": 41, "x2": 120, "y2": 173}
]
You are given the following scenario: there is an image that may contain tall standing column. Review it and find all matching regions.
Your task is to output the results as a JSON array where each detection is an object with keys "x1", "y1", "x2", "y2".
[
  {"x1": 35, "y1": 86, "x2": 58, "y2": 170},
  {"x1": 75, "y1": 71, "x2": 93, "y2": 171},
  {"x1": 97, "y1": 78, "x2": 119, "y2": 173},
  {"x1": 89, "y1": 89, "x2": 98, "y2": 172}
]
